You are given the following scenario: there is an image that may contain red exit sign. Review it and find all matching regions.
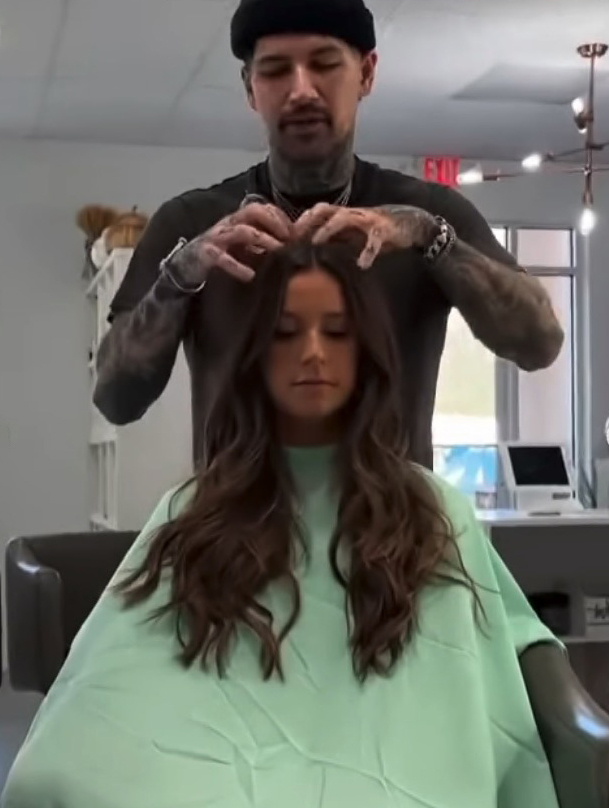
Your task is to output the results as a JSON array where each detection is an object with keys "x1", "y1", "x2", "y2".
[{"x1": 423, "y1": 157, "x2": 461, "y2": 187}]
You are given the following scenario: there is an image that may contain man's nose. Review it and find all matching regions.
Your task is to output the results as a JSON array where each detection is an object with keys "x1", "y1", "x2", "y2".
[{"x1": 287, "y1": 65, "x2": 319, "y2": 103}]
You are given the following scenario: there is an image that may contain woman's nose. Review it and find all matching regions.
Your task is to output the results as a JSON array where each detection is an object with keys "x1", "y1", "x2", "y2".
[{"x1": 301, "y1": 330, "x2": 326, "y2": 363}]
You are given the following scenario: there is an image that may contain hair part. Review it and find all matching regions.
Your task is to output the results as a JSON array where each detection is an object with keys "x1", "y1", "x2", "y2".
[{"x1": 116, "y1": 239, "x2": 483, "y2": 681}]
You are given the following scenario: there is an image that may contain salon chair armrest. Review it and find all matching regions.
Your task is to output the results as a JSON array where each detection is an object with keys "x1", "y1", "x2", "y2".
[
  {"x1": 520, "y1": 641, "x2": 609, "y2": 808},
  {"x1": 5, "y1": 531, "x2": 136, "y2": 694}
]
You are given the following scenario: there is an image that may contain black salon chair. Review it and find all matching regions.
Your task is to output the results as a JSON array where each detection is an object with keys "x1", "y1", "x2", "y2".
[
  {"x1": 4, "y1": 531, "x2": 609, "y2": 808},
  {"x1": 5, "y1": 531, "x2": 136, "y2": 694}
]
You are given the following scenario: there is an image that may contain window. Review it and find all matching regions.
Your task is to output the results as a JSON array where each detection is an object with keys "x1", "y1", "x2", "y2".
[
  {"x1": 433, "y1": 309, "x2": 498, "y2": 505},
  {"x1": 516, "y1": 228, "x2": 573, "y2": 269},
  {"x1": 517, "y1": 275, "x2": 574, "y2": 447},
  {"x1": 433, "y1": 226, "x2": 576, "y2": 507},
  {"x1": 514, "y1": 228, "x2": 576, "y2": 456}
]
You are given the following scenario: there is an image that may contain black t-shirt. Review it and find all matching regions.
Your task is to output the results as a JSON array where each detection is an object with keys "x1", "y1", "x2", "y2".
[{"x1": 110, "y1": 158, "x2": 515, "y2": 468}]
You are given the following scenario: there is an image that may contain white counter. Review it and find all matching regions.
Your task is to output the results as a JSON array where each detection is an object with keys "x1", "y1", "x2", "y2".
[
  {"x1": 477, "y1": 508, "x2": 609, "y2": 528},
  {"x1": 478, "y1": 508, "x2": 609, "y2": 645}
]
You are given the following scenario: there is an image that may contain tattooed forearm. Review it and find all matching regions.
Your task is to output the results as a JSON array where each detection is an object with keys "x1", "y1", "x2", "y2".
[
  {"x1": 431, "y1": 240, "x2": 564, "y2": 371},
  {"x1": 377, "y1": 203, "x2": 563, "y2": 370},
  {"x1": 93, "y1": 276, "x2": 191, "y2": 424},
  {"x1": 377, "y1": 205, "x2": 435, "y2": 247}
]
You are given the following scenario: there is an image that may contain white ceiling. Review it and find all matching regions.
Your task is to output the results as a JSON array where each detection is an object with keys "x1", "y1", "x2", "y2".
[{"x1": 0, "y1": 0, "x2": 608, "y2": 160}]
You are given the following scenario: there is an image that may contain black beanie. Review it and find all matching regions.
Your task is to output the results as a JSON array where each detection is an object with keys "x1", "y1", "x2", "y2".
[{"x1": 230, "y1": 0, "x2": 376, "y2": 60}]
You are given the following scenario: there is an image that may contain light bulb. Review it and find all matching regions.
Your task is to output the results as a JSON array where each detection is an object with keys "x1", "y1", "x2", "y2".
[
  {"x1": 457, "y1": 166, "x2": 483, "y2": 185},
  {"x1": 522, "y1": 153, "x2": 543, "y2": 171},
  {"x1": 579, "y1": 206, "x2": 596, "y2": 236},
  {"x1": 571, "y1": 97, "x2": 585, "y2": 115},
  {"x1": 571, "y1": 97, "x2": 588, "y2": 133}
]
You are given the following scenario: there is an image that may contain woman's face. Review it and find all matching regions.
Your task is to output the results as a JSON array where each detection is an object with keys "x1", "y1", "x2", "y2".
[{"x1": 265, "y1": 266, "x2": 358, "y2": 445}]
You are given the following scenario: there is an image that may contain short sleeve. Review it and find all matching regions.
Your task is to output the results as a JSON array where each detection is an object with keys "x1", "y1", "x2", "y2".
[
  {"x1": 487, "y1": 544, "x2": 561, "y2": 655},
  {"x1": 431, "y1": 474, "x2": 561, "y2": 656},
  {"x1": 109, "y1": 196, "x2": 196, "y2": 320}
]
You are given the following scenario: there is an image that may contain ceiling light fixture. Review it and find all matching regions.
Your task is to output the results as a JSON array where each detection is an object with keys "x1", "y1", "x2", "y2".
[
  {"x1": 457, "y1": 43, "x2": 608, "y2": 236},
  {"x1": 456, "y1": 165, "x2": 484, "y2": 184},
  {"x1": 521, "y1": 152, "x2": 543, "y2": 171}
]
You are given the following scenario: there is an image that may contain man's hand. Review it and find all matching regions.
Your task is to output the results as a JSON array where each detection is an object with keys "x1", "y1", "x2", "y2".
[
  {"x1": 171, "y1": 202, "x2": 292, "y2": 285},
  {"x1": 293, "y1": 203, "x2": 436, "y2": 269}
]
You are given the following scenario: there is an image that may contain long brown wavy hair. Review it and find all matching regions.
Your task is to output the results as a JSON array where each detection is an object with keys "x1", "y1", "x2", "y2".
[{"x1": 116, "y1": 237, "x2": 481, "y2": 681}]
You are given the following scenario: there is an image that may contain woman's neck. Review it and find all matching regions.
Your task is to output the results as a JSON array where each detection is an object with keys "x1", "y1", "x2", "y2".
[{"x1": 278, "y1": 416, "x2": 342, "y2": 448}]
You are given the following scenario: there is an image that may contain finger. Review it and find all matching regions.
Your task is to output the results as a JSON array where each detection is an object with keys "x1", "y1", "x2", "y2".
[
  {"x1": 237, "y1": 203, "x2": 292, "y2": 241},
  {"x1": 357, "y1": 226, "x2": 384, "y2": 270},
  {"x1": 201, "y1": 243, "x2": 255, "y2": 282},
  {"x1": 219, "y1": 223, "x2": 283, "y2": 253},
  {"x1": 312, "y1": 209, "x2": 366, "y2": 244},
  {"x1": 293, "y1": 204, "x2": 337, "y2": 238}
]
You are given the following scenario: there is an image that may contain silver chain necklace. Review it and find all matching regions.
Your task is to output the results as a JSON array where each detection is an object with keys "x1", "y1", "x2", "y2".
[{"x1": 270, "y1": 179, "x2": 353, "y2": 222}]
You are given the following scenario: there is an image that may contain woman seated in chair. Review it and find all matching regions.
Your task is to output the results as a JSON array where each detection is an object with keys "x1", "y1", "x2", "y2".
[{"x1": 2, "y1": 238, "x2": 560, "y2": 808}]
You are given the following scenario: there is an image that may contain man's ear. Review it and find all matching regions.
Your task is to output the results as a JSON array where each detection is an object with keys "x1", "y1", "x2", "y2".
[
  {"x1": 359, "y1": 50, "x2": 378, "y2": 99},
  {"x1": 241, "y1": 64, "x2": 257, "y2": 110}
]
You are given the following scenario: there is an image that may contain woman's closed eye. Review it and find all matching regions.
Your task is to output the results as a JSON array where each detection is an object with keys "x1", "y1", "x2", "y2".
[
  {"x1": 273, "y1": 315, "x2": 352, "y2": 340},
  {"x1": 323, "y1": 316, "x2": 351, "y2": 338},
  {"x1": 324, "y1": 322, "x2": 350, "y2": 337},
  {"x1": 274, "y1": 320, "x2": 297, "y2": 340}
]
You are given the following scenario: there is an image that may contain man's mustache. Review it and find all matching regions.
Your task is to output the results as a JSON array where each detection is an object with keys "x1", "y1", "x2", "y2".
[{"x1": 279, "y1": 106, "x2": 332, "y2": 128}]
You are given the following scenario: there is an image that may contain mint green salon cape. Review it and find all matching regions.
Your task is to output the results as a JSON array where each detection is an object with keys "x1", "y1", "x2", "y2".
[{"x1": 1, "y1": 446, "x2": 559, "y2": 808}]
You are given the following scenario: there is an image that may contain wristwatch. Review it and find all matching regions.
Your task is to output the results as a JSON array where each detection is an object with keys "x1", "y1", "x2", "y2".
[
  {"x1": 160, "y1": 237, "x2": 207, "y2": 294},
  {"x1": 423, "y1": 216, "x2": 456, "y2": 263}
]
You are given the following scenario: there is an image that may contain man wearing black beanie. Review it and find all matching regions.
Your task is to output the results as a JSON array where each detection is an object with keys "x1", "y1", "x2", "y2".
[{"x1": 94, "y1": 0, "x2": 563, "y2": 469}]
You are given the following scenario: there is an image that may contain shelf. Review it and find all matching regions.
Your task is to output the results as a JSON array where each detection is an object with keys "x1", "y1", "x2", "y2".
[
  {"x1": 85, "y1": 248, "x2": 134, "y2": 298},
  {"x1": 90, "y1": 409, "x2": 117, "y2": 445},
  {"x1": 89, "y1": 430, "x2": 117, "y2": 446},
  {"x1": 90, "y1": 514, "x2": 116, "y2": 531},
  {"x1": 86, "y1": 247, "x2": 134, "y2": 529}
]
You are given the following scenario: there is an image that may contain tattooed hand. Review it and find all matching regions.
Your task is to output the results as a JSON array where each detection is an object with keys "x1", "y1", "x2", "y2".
[
  {"x1": 172, "y1": 203, "x2": 293, "y2": 284},
  {"x1": 293, "y1": 203, "x2": 436, "y2": 269}
]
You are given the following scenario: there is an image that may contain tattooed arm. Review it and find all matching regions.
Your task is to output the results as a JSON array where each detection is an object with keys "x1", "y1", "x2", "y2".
[
  {"x1": 94, "y1": 196, "x2": 291, "y2": 424},
  {"x1": 94, "y1": 281, "x2": 192, "y2": 424},
  {"x1": 381, "y1": 189, "x2": 564, "y2": 372},
  {"x1": 93, "y1": 198, "x2": 198, "y2": 425},
  {"x1": 428, "y1": 239, "x2": 563, "y2": 371}
]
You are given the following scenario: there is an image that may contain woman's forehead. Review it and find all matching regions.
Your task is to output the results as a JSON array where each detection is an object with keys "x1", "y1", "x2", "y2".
[{"x1": 282, "y1": 268, "x2": 346, "y2": 314}]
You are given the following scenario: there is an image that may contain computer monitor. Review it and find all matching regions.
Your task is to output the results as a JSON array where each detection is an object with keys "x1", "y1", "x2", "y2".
[{"x1": 498, "y1": 441, "x2": 580, "y2": 512}]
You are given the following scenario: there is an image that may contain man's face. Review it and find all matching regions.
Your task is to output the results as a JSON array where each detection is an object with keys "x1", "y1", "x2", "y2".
[{"x1": 245, "y1": 34, "x2": 377, "y2": 163}]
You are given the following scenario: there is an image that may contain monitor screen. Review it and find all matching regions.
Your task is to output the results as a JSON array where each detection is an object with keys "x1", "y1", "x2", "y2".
[{"x1": 507, "y1": 445, "x2": 570, "y2": 487}]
